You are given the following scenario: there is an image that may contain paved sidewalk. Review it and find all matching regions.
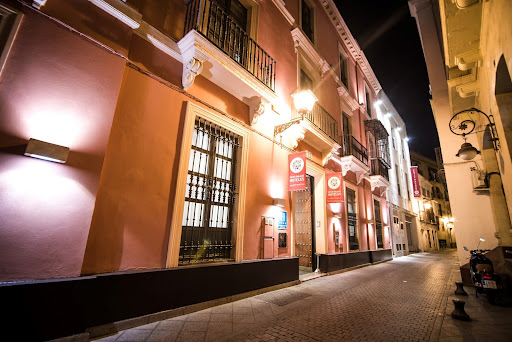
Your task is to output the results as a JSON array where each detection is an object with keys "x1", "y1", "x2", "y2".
[{"x1": 95, "y1": 250, "x2": 511, "y2": 342}]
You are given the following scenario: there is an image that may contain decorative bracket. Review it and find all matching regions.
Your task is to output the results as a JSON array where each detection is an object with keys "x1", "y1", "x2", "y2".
[
  {"x1": 274, "y1": 117, "x2": 302, "y2": 137},
  {"x1": 182, "y1": 57, "x2": 204, "y2": 90},
  {"x1": 248, "y1": 97, "x2": 266, "y2": 125},
  {"x1": 340, "y1": 159, "x2": 352, "y2": 177},
  {"x1": 449, "y1": 107, "x2": 500, "y2": 150}
]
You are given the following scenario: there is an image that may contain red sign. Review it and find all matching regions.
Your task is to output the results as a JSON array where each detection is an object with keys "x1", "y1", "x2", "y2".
[
  {"x1": 288, "y1": 152, "x2": 306, "y2": 191},
  {"x1": 326, "y1": 172, "x2": 344, "y2": 203},
  {"x1": 410, "y1": 166, "x2": 421, "y2": 198}
]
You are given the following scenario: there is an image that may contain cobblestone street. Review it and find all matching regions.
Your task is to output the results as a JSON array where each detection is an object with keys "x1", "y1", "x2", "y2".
[{"x1": 96, "y1": 250, "x2": 511, "y2": 342}]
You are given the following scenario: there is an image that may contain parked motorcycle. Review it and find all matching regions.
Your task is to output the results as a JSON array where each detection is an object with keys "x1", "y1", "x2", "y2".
[{"x1": 464, "y1": 238, "x2": 503, "y2": 304}]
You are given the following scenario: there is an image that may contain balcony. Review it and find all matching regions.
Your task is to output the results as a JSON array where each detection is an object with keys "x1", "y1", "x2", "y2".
[
  {"x1": 292, "y1": 102, "x2": 340, "y2": 148},
  {"x1": 371, "y1": 159, "x2": 389, "y2": 181},
  {"x1": 179, "y1": 0, "x2": 277, "y2": 111},
  {"x1": 339, "y1": 135, "x2": 370, "y2": 178}
]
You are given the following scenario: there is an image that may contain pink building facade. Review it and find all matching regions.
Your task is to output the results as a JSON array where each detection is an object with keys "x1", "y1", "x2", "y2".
[{"x1": 0, "y1": 0, "x2": 393, "y2": 339}]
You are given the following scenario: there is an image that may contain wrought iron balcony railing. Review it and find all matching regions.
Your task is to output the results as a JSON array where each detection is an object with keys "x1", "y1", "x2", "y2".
[
  {"x1": 371, "y1": 159, "x2": 389, "y2": 180},
  {"x1": 184, "y1": 0, "x2": 276, "y2": 91},
  {"x1": 292, "y1": 103, "x2": 340, "y2": 144},
  {"x1": 340, "y1": 135, "x2": 368, "y2": 166}
]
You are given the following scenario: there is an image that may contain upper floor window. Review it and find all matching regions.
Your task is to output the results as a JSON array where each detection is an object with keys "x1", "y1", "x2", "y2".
[
  {"x1": 339, "y1": 53, "x2": 348, "y2": 87},
  {"x1": 300, "y1": 69, "x2": 314, "y2": 91},
  {"x1": 342, "y1": 112, "x2": 351, "y2": 136},
  {"x1": 213, "y1": 0, "x2": 248, "y2": 30},
  {"x1": 301, "y1": 0, "x2": 314, "y2": 43},
  {"x1": 365, "y1": 87, "x2": 371, "y2": 115}
]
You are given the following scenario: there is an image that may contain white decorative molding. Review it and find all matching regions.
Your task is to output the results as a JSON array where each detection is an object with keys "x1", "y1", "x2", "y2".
[
  {"x1": 248, "y1": 97, "x2": 266, "y2": 125},
  {"x1": 32, "y1": 0, "x2": 47, "y2": 9},
  {"x1": 321, "y1": 147, "x2": 341, "y2": 166},
  {"x1": 134, "y1": 21, "x2": 182, "y2": 62},
  {"x1": 291, "y1": 28, "x2": 328, "y2": 75},
  {"x1": 339, "y1": 155, "x2": 369, "y2": 177},
  {"x1": 369, "y1": 175, "x2": 391, "y2": 192},
  {"x1": 337, "y1": 86, "x2": 359, "y2": 111},
  {"x1": 456, "y1": 80, "x2": 480, "y2": 98},
  {"x1": 455, "y1": 49, "x2": 482, "y2": 71},
  {"x1": 318, "y1": 0, "x2": 382, "y2": 94},
  {"x1": 270, "y1": 0, "x2": 295, "y2": 25},
  {"x1": 291, "y1": 126, "x2": 306, "y2": 149},
  {"x1": 182, "y1": 57, "x2": 204, "y2": 90},
  {"x1": 88, "y1": 0, "x2": 142, "y2": 29},
  {"x1": 178, "y1": 31, "x2": 277, "y2": 103}
]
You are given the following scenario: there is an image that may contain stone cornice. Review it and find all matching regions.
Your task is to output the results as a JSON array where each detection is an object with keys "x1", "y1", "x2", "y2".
[{"x1": 319, "y1": 0, "x2": 382, "y2": 94}]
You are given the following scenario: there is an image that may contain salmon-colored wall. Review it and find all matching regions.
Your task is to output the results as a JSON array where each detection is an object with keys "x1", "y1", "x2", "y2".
[{"x1": 0, "y1": 10, "x2": 125, "y2": 281}]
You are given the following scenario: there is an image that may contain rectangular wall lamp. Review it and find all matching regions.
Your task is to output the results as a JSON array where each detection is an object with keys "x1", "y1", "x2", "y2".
[
  {"x1": 273, "y1": 198, "x2": 286, "y2": 207},
  {"x1": 24, "y1": 138, "x2": 69, "y2": 163},
  {"x1": 333, "y1": 213, "x2": 342, "y2": 219}
]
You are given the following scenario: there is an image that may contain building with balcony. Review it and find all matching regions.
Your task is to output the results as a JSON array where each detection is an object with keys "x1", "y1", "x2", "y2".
[
  {"x1": 374, "y1": 92, "x2": 418, "y2": 257},
  {"x1": 0, "y1": 0, "x2": 397, "y2": 339},
  {"x1": 409, "y1": 0, "x2": 511, "y2": 284},
  {"x1": 410, "y1": 151, "x2": 453, "y2": 251}
]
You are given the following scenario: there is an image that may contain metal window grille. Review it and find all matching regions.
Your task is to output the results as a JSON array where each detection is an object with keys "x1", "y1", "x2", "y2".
[{"x1": 180, "y1": 118, "x2": 240, "y2": 264}]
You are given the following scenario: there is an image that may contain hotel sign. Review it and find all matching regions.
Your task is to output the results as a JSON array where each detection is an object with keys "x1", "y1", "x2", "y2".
[
  {"x1": 288, "y1": 152, "x2": 306, "y2": 191},
  {"x1": 410, "y1": 166, "x2": 421, "y2": 198},
  {"x1": 326, "y1": 172, "x2": 343, "y2": 203}
]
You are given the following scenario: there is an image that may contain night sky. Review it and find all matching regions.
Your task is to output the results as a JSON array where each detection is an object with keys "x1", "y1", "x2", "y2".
[{"x1": 334, "y1": 0, "x2": 440, "y2": 159}]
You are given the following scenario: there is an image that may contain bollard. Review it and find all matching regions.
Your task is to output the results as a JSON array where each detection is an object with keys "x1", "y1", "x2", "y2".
[
  {"x1": 454, "y1": 282, "x2": 468, "y2": 296},
  {"x1": 451, "y1": 299, "x2": 470, "y2": 321}
]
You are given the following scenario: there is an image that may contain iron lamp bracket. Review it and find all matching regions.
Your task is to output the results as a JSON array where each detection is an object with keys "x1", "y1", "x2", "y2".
[{"x1": 449, "y1": 107, "x2": 500, "y2": 151}]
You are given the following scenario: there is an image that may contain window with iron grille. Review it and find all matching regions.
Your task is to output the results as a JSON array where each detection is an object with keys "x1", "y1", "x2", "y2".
[
  {"x1": 346, "y1": 188, "x2": 358, "y2": 250},
  {"x1": 180, "y1": 118, "x2": 240, "y2": 264},
  {"x1": 374, "y1": 200, "x2": 383, "y2": 248}
]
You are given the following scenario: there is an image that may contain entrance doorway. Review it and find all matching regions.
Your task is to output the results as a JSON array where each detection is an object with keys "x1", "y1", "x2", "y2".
[{"x1": 294, "y1": 175, "x2": 316, "y2": 271}]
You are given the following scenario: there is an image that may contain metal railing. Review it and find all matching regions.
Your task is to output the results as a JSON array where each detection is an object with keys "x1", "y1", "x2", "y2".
[
  {"x1": 184, "y1": 0, "x2": 276, "y2": 91},
  {"x1": 371, "y1": 159, "x2": 389, "y2": 180},
  {"x1": 292, "y1": 103, "x2": 340, "y2": 143},
  {"x1": 340, "y1": 134, "x2": 368, "y2": 166}
]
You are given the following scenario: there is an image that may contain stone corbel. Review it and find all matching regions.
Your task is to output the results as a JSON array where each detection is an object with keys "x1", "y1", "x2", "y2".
[
  {"x1": 320, "y1": 59, "x2": 331, "y2": 76},
  {"x1": 321, "y1": 147, "x2": 339, "y2": 166},
  {"x1": 357, "y1": 172, "x2": 368, "y2": 185},
  {"x1": 182, "y1": 57, "x2": 204, "y2": 90},
  {"x1": 340, "y1": 159, "x2": 352, "y2": 177},
  {"x1": 456, "y1": 80, "x2": 480, "y2": 98},
  {"x1": 248, "y1": 97, "x2": 266, "y2": 125},
  {"x1": 291, "y1": 126, "x2": 306, "y2": 149},
  {"x1": 32, "y1": 0, "x2": 47, "y2": 8},
  {"x1": 456, "y1": 49, "x2": 482, "y2": 71}
]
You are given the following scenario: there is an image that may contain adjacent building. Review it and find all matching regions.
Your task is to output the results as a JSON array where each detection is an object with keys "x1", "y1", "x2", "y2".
[
  {"x1": 0, "y1": 0, "x2": 408, "y2": 340},
  {"x1": 409, "y1": 0, "x2": 512, "y2": 285}
]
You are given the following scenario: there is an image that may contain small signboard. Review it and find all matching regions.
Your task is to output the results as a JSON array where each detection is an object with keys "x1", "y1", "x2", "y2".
[
  {"x1": 410, "y1": 166, "x2": 421, "y2": 198},
  {"x1": 288, "y1": 152, "x2": 306, "y2": 191},
  {"x1": 278, "y1": 211, "x2": 287, "y2": 230},
  {"x1": 326, "y1": 172, "x2": 343, "y2": 203}
]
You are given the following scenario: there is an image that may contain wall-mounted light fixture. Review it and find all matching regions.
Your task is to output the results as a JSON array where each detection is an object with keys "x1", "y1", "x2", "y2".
[
  {"x1": 24, "y1": 138, "x2": 69, "y2": 163},
  {"x1": 274, "y1": 89, "x2": 318, "y2": 136},
  {"x1": 423, "y1": 201, "x2": 432, "y2": 210},
  {"x1": 374, "y1": 100, "x2": 382, "y2": 108},
  {"x1": 404, "y1": 137, "x2": 410, "y2": 142},
  {"x1": 273, "y1": 198, "x2": 286, "y2": 207},
  {"x1": 449, "y1": 107, "x2": 500, "y2": 160},
  {"x1": 385, "y1": 112, "x2": 392, "y2": 118},
  {"x1": 333, "y1": 213, "x2": 342, "y2": 218}
]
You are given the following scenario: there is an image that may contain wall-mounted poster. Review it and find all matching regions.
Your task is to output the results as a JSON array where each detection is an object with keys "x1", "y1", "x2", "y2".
[
  {"x1": 288, "y1": 152, "x2": 306, "y2": 191},
  {"x1": 410, "y1": 166, "x2": 421, "y2": 198},
  {"x1": 278, "y1": 232, "x2": 287, "y2": 248},
  {"x1": 278, "y1": 211, "x2": 287, "y2": 229},
  {"x1": 326, "y1": 172, "x2": 343, "y2": 203}
]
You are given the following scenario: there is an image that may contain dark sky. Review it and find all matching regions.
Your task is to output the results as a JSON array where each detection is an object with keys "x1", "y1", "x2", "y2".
[{"x1": 334, "y1": 0, "x2": 439, "y2": 159}]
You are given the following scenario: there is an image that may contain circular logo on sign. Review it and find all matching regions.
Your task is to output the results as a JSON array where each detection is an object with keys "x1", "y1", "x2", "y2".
[
  {"x1": 414, "y1": 190, "x2": 420, "y2": 195},
  {"x1": 290, "y1": 157, "x2": 304, "y2": 174},
  {"x1": 328, "y1": 176, "x2": 341, "y2": 189}
]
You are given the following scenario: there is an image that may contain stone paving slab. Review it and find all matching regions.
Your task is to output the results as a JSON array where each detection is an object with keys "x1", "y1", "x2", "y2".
[{"x1": 94, "y1": 250, "x2": 512, "y2": 342}]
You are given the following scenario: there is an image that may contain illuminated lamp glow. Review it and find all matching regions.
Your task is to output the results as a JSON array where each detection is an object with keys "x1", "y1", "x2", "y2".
[
  {"x1": 396, "y1": 126, "x2": 402, "y2": 132},
  {"x1": 24, "y1": 139, "x2": 69, "y2": 163},
  {"x1": 404, "y1": 137, "x2": 410, "y2": 142},
  {"x1": 374, "y1": 100, "x2": 382, "y2": 108},
  {"x1": 424, "y1": 201, "x2": 432, "y2": 210},
  {"x1": 385, "y1": 112, "x2": 392, "y2": 118},
  {"x1": 273, "y1": 198, "x2": 286, "y2": 207},
  {"x1": 291, "y1": 90, "x2": 318, "y2": 113}
]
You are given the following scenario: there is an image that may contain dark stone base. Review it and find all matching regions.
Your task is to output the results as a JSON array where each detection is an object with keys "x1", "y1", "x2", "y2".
[
  {"x1": 1, "y1": 258, "x2": 299, "y2": 341},
  {"x1": 319, "y1": 249, "x2": 392, "y2": 273}
]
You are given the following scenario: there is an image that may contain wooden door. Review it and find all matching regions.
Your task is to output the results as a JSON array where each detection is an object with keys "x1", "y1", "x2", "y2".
[{"x1": 294, "y1": 175, "x2": 314, "y2": 268}]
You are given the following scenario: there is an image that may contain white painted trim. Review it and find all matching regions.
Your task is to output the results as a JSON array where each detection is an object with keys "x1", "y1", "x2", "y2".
[
  {"x1": 88, "y1": 0, "x2": 142, "y2": 29},
  {"x1": 0, "y1": 4, "x2": 22, "y2": 75},
  {"x1": 166, "y1": 102, "x2": 250, "y2": 267},
  {"x1": 292, "y1": 28, "x2": 329, "y2": 76},
  {"x1": 32, "y1": 0, "x2": 46, "y2": 9},
  {"x1": 270, "y1": 0, "x2": 295, "y2": 25},
  {"x1": 134, "y1": 21, "x2": 182, "y2": 62}
]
